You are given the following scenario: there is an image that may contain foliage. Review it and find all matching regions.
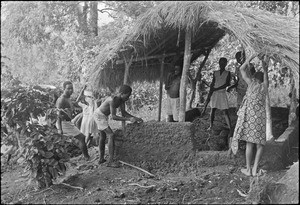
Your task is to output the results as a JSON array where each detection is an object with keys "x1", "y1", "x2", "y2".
[
  {"x1": 21, "y1": 125, "x2": 71, "y2": 189},
  {"x1": 1, "y1": 85, "x2": 72, "y2": 189},
  {"x1": 126, "y1": 81, "x2": 159, "y2": 111}
]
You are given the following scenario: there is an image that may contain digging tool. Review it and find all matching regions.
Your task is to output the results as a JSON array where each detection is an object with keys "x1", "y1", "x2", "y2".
[
  {"x1": 201, "y1": 88, "x2": 213, "y2": 116},
  {"x1": 119, "y1": 160, "x2": 155, "y2": 177}
]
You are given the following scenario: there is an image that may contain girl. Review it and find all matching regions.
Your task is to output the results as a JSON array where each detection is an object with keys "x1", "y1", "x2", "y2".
[{"x1": 231, "y1": 51, "x2": 269, "y2": 177}]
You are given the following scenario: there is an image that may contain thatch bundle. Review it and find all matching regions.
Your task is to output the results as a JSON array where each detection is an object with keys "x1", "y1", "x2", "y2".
[{"x1": 90, "y1": 1, "x2": 299, "y2": 91}]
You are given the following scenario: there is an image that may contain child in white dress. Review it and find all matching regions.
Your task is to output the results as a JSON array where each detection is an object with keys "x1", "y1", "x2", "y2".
[{"x1": 78, "y1": 90, "x2": 98, "y2": 145}]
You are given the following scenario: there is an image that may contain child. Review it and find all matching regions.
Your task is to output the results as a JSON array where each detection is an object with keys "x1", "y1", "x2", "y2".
[
  {"x1": 77, "y1": 89, "x2": 98, "y2": 146},
  {"x1": 231, "y1": 51, "x2": 269, "y2": 177},
  {"x1": 93, "y1": 85, "x2": 143, "y2": 167}
]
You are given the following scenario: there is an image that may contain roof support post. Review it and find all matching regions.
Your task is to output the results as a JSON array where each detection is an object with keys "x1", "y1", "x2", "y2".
[
  {"x1": 122, "y1": 54, "x2": 133, "y2": 132},
  {"x1": 179, "y1": 28, "x2": 192, "y2": 122},
  {"x1": 265, "y1": 58, "x2": 273, "y2": 141},
  {"x1": 158, "y1": 53, "x2": 165, "y2": 121},
  {"x1": 288, "y1": 72, "x2": 297, "y2": 126}
]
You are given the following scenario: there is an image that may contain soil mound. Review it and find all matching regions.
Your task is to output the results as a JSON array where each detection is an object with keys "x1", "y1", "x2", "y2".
[
  {"x1": 264, "y1": 161, "x2": 299, "y2": 204},
  {"x1": 116, "y1": 107, "x2": 290, "y2": 176},
  {"x1": 117, "y1": 121, "x2": 195, "y2": 175}
]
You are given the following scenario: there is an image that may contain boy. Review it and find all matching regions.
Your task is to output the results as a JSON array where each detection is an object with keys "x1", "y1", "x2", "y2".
[
  {"x1": 56, "y1": 81, "x2": 90, "y2": 160},
  {"x1": 93, "y1": 85, "x2": 143, "y2": 167}
]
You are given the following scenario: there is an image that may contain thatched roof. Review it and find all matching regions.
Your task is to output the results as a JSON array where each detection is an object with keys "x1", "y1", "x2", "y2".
[{"x1": 90, "y1": 1, "x2": 299, "y2": 91}]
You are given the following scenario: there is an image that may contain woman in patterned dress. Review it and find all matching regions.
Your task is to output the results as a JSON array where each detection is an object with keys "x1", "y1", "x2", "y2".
[{"x1": 230, "y1": 51, "x2": 269, "y2": 177}]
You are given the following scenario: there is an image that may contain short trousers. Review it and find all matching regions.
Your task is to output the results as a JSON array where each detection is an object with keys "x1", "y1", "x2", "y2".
[
  {"x1": 93, "y1": 110, "x2": 109, "y2": 131},
  {"x1": 166, "y1": 96, "x2": 180, "y2": 121},
  {"x1": 56, "y1": 121, "x2": 81, "y2": 137}
]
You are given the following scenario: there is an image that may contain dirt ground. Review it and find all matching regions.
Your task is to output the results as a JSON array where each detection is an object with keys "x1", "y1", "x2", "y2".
[{"x1": 1, "y1": 107, "x2": 298, "y2": 204}]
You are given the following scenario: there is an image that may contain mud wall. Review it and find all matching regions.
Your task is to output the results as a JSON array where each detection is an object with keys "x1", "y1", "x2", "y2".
[
  {"x1": 265, "y1": 161, "x2": 299, "y2": 204},
  {"x1": 117, "y1": 121, "x2": 196, "y2": 175}
]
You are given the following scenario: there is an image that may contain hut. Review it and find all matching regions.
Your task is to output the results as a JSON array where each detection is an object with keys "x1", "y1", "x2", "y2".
[{"x1": 89, "y1": 1, "x2": 299, "y2": 122}]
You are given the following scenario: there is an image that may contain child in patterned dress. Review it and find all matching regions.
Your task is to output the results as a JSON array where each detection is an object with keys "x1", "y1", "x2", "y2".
[{"x1": 230, "y1": 51, "x2": 269, "y2": 176}]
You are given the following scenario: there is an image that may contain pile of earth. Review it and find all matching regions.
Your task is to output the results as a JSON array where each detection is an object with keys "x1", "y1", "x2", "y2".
[
  {"x1": 189, "y1": 107, "x2": 289, "y2": 151},
  {"x1": 116, "y1": 107, "x2": 290, "y2": 176}
]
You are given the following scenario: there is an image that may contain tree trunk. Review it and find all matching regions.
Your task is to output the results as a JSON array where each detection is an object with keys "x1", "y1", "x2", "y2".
[
  {"x1": 122, "y1": 54, "x2": 133, "y2": 131},
  {"x1": 178, "y1": 28, "x2": 192, "y2": 122},
  {"x1": 158, "y1": 56, "x2": 165, "y2": 121},
  {"x1": 188, "y1": 77, "x2": 196, "y2": 110},
  {"x1": 89, "y1": 1, "x2": 98, "y2": 36},
  {"x1": 265, "y1": 64, "x2": 273, "y2": 141},
  {"x1": 77, "y1": 2, "x2": 88, "y2": 34},
  {"x1": 195, "y1": 51, "x2": 210, "y2": 106},
  {"x1": 289, "y1": 74, "x2": 297, "y2": 125}
]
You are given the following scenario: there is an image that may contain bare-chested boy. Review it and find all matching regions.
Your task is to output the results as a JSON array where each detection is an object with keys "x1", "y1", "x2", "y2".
[
  {"x1": 93, "y1": 85, "x2": 143, "y2": 167},
  {"x1": 56, "y1": 81, "x2": 90, "y2": 160}
]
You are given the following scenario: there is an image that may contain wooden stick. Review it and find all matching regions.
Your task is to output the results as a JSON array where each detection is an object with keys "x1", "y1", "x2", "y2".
[
  {"x1": 60, "y1": 183, "x2": 84, "y2": 191},
  {"x1": 119, "y1": 160, "x2": 155, "y2": 177},
  {"x1": 128, "y1": 183, "x2": 156, "y2": 188}
]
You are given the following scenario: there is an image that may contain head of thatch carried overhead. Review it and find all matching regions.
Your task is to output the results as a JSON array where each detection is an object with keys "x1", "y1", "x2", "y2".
[{"x1": 90, "y1": 1, "x2": 299, "y2": 92}]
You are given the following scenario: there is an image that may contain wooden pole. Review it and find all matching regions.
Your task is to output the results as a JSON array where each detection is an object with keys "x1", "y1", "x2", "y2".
[
  {"x1": 178, "y1": 28, "x2": 192, "y2": 122},
  {"x1": 265, "y1": 58, "x2": 273, "y2": 141},
  {"x1": 122, "y1": 54, "x2": 133, "y2": 132},
  {"x1": 158, "y1": 55, "x2": 165, "y2": 121},
  {"x1": 288, "y1": 73, "x2": 297, "y2": 125}
]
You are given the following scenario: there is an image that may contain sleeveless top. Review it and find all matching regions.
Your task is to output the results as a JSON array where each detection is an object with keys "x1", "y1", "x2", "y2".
[{"x1": 213, "y1": 70, "x2": 229, "y2": 89}]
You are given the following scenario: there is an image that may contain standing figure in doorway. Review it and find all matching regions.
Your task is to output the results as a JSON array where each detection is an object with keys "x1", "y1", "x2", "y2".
[
  {"x1": 165, "y1": 65, "x2": 182, "y2": 122},
  {"x1": 201, "y1": 58, "x2": 232, "y2": 141}
]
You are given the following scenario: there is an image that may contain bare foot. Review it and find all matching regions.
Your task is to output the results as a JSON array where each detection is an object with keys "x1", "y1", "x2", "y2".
[
  {"x1": 241, "y1": 168, "x2": 251, "y2": 176},
  {"x1": 84, "y1": 155, "x2": 91, "y2": 161},
  {"x1": 227, "y1": 148, "x2": 233, "y2": 159},
  {"x1": 107, "y1": 161, "x2": 120, "y2": 168},
  {"x1": 252, "y1": 167, "x2": 259, "y2": 177},
  {"x1": 98, "y1": 159, "x2": 107, "y2": 164}
]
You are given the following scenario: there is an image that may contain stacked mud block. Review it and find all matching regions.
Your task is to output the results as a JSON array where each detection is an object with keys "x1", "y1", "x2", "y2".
[
  {"x1": 266, "y1": 161, "x2": 299, "y2": 204},
  {"x1": 117, "y1": 121, "x2": 196, "y2": 175},
  {"x1": 192, "y1": 107, "x2": 238, "y2": 151},
  {"x1": 260, "y1": 118, "x2": 299, "y2": 171}
]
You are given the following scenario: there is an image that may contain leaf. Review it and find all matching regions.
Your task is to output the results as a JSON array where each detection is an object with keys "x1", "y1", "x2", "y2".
[
  {"x1": 43, "y1": 151, "x2": 54, "y2": 158},
  {"x1": 49, "y1": 159, "x2": 58, "y2": 167},
  {"x1": 52, "y1": 168, "x2": 58, "y2": 179},
  {"x1": 46, "y1": 143, "x2": 54, "y2": 151},
  {"x1": 48, "y1": 166, "x2": 55, "y2": 179},
  {"x1": 236, "y1": 189, "x2": 247, "y2": 197}
]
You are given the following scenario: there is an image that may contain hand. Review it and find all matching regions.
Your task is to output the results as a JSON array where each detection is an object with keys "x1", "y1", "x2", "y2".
[
  {"x1": 226, "y1": 86, "x2": 231, "y2": 92},
  {"x1": 136, "y1": 118, "x2": 143, "y2": 123},
  {"x1": 129, "y1": 117, "x2": 137, "y2": 123},
  {"x1": 201, "y1": 110, "x2": 205, "y2": 116},
  {"x1": 246, "y1": 48, "x2": 256, "y2": 61}
]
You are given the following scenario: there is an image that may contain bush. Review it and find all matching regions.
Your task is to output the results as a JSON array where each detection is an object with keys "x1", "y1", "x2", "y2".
[{"x1": 1, "y1": 85, "x2": 72, "y2": 189}]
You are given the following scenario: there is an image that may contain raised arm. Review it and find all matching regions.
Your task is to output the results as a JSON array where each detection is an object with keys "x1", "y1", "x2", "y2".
[
  {"x1": 261, "y1": 55, "x2": 270, "y2": 88},
  {"x1": 240, "y1": 53, "x2": 256, "y2": 85},
  {"x1": 75, "y1": 85, "x2": 87, "y2": 103}
]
